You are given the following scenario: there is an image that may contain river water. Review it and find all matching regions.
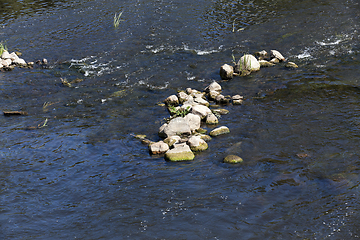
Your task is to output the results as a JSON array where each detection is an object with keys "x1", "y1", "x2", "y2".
[{"x1": 0, "y1": 0, "x2": 359, "y2": 239}]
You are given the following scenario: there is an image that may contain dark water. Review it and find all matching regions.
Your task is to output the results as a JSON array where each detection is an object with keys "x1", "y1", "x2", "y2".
[{"x1": 0, "y1": 0, "x2": 360, "y2": 239}]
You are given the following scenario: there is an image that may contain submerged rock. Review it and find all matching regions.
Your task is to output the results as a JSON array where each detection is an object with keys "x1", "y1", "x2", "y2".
[
  {"x1": 210, "y1": 126, "x2": 230, "y2": 137},
  {"x1": 165, "y1": 144, "x2": 195, "y2": 161},
  {"x1": 259, "y1": 60, "x2": 275, "y2": 67},
  {"x1": 220, "y1": 64, "x2": 234, "y2": 80},
  {"x1": 285, "y1": 62, "x2": 298, "y2": 68},
  {"x1": 223, "y1": 155, "x2": 243, "y2": 164},
  {"x1": 187, "y1": 136, "x2": 208, "y2": 152}
]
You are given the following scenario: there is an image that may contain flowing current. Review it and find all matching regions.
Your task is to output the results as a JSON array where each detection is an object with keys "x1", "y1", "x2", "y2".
[{"x1": 0, "y1": 0, "x2": 359, "y2": 239}]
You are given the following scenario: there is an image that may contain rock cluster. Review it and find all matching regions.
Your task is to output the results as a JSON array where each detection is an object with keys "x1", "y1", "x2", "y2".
[
  {"x1": 0, "y1": 50, "x2": 33, "y2": 70},
  {"x1": 144, "y1": 81, "x2": 243, "y2": 162},
  {"x1": 220, "y1": 49, "x2": 298, "y2": 79}
]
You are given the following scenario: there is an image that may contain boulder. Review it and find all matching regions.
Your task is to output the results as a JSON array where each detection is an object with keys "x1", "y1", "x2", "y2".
[
  {"x1": 220, "y1": 64, "x2": 233, "y2": 80},
  {"x1": 0, "y1": 58, "x2": 12, "y2": 67},
  {"x1": 149, "y1": 141, "x2": 169, "y2": 154},
  {"x1": 208, "y1": 90, "x2": 221, "y2": 100},
  {"x1": 223, "y1": 155, "x2": 243, "y2": 164},
  {"x1": 184, "y1": 113, "x2": 201, "y2": 132},
  {"x1": 13, "y1": 58, "x2": 27, "y2": 66},
  {"x1": 1, "y1": 50, "x2": 11, "y2": 59},
  {"x1": 165, "y1": 144, "x2": 195, "y2": 161},
  {"x1": 160, "y1": 117, "x2": 192, "y2": 138},
  {"x1": 187, "y1": 136, "x2": 208, "y2": 152},
  {"x1": 236, "y1": 54, "x2": 260, "y2": 72},
  {"x1": 210, "y1": 126, "x2": 230, "y2": 137},
  {"x1": 206, "y1": 113, "x2": 218, "y2": 125},
  {"x1": 191, "y1": 104, "x2": 212, "y2": 119}
]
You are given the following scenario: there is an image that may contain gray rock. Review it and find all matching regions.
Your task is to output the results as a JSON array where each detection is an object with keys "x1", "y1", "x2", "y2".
[
  {"x1": 206, "y1": 113, "x2": 218, "y2": 125},
  {"x1": 184, "y1": 113, "x2": 201, "y2": 132},
  {"x1": 210, "y1": 126, "x2": 230, "y2": 137},
  {"x1": 149, "y1": 141, "x2": 169, "y2": 154},
  {"x1": 220, "y1": 64, "x2": 233, "y2": 80},
  {"x1": 187, "y1": 136, "x2": 208, "y2": 152},
  {"x1": 191, "y1": 104, "x2": 212, "y2": 119},
  {"x1": 208, "y1": 90, "x2": 221, "y2": 100},
  {"x1": 161, "y1": 117, "x2": 191, "y2": 138},
  {"x1": 165, "y1": 144, "x2": 195, "y2": 161}
]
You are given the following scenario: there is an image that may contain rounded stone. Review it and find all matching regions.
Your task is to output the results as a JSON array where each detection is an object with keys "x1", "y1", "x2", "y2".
[
  {"x1": 187, "y1": 136, "x2": 208, "y2": 152},
  {"x1": 210, "y1": 126, "x2": 230, "y2": 137},
  {"x1": 149, "y1": 141, "x2": 169, "y2": 155},
  {"x1": 224, "y1": 155, "x2": 243, "y2": 164},
  {"x1": 206, "y1": 113, "x2": 218, "y2": 125}
]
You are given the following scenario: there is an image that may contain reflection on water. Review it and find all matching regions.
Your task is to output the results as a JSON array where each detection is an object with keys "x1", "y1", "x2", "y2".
[{"x1": 0, "y1": 0, "x2": 360, "y2": 239}]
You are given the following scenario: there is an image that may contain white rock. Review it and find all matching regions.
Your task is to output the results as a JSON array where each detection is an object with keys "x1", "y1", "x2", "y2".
[
  {"x1": 13, "y1": 58, "x2": 27, "y2": 66},
  {"x1": 162, "y1": 117, "x2": 191, "y2": 138},
  {"x1": 164, "y1": 95, "x2": 179, "y2": 106},
  {"x1": 177, "y1": 91, "x2": 190, "y2": 103},
  {"x1": 149, "y1": 141, "x2": 169, "y2": 154},
  {"x1": 238, "y1": 54, "x2": 260, "y2": 72},
  {"x1": 9, "y1": 52, "x2": 19, "y2": 61},
  {"x1": 191, "y1": 104, "x2": 212, "y2": 119},
  {"x1": 187, "y1": 135, "x2": 208, "y2": 151},
  {"x1": 0, "y1": 58, "x2": 12, "y2": 67},
  {"x1": 270, "y1": 50, "x2": 285, "y2": 61},
  {"x1": 184, "y1": 113, "x2": 201, "y2": 132},
  {"x1": 1, "y1": 50, "x2": 11, "y2": 59},
  {"x1": 206, "y1": 113, "x2": 218, "y2": 125},
  {"x1": 205, "y1": 82, "x2": 222, "y2": 92},
  {"x1": 194, "y1": 97, "x2": 209, "y2": 107}
]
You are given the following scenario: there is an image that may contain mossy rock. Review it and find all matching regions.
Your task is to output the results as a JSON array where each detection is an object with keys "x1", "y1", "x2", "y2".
[
  {"x1": 189, "y1": 141, "x2": 208, "y2": 152},
  {"x1": 210, "y1": 126, "x2": 230, "y2": 137},
  {"x1": 164, "y1": 144, "x2": 195, "y2": 161},
  {"x1": 224, "y1": 155, "x2": 243, "y2": 164}
]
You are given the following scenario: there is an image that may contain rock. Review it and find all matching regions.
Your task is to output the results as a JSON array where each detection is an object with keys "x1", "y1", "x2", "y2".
[
  {"x1": 9, "y1": 52, "x2": 19, "y2": 61},
  {"x1": 160, "y1": 117, "x2": 192, "y2": 138},
  {"x1": 205, "y1": 82, "x2": 222, "y2": 92},
  {"x1": 186, "y1": 88, "x2": 193, "y2": 95},
  {"x1": 232, "y1": 95, "x2": 244, "y2": 105},
  {"x1": 270, "y1": 50, "x2": 286, "y2": 61},
  {"x1": 215, "y1": 94, "x2": 230, "y2": 104},
  {"x1": 210, "y1": 126, "x2": 230, "y2": 137},
  {"x1": 212, "y1": 109, "x2": 229, "y2": 115},
  {"x1": 255, "y1": 50, "x2": 269, "y2": 60},
  {"x1": 285, "y1": 62, "x2": 298, "y2": 68},
  {"x1": 196, "y1": 128, "x2": 207, "y2": 134},
  {"x1": 223, "y1": 155, "x2": 243, "y2": 164},
  {"x1": 149, "y1": 141, "x2": 169, "y2": 154},
  {"x1": 1, "y1": 50, "x2": 11, "y2": 59},
  {"x1": 208, "y1": 90, "x2": 221, "y2": 100},
  {"x1": 236, "y1": 54, "x2": 260, "y2": 73},
  {"x1": 187, "y1": 136, "x2": 208, "y2": 152},
  {"x1": 269, "y1": 58, "x2": 280, "y2": 64},
  {"x1": 194, "y1": 97, "x2": 209, "y2": 107},
  {"x1": 13, "y1": 58, "x2": 27, "y2": 66},
  {"x1": 134, "y1": 134, "x2": 147, "y2": 139},
  {"x1": 164, "y1": 95, "x2": 179, "y2": 106},
  {"x1": 164, "y1": 144, "x2": 195, "y2": 161},
  {"x1": 191, "y1": 104, "x2": 212, "y2": 119},
  {"x1": 220, "y1": 64, "x2": 234, "y2": 80},
  {"x1": 177, "y1": 91, "x2": 190, "y2": 104},
  {"x1": 206, "y1": 113, "x2": 218, "y2": 125},
  {"x1": 259, "y1": 60, "x2": 275, "y2": 67},
  {"x1": 1, "y1": 58, "x2": 12, "y2": 67},
  {"x1": 182, "y1": 96, "x2": 194, "y2": 106},
  {"x1": 191, "y1": 92, "x2": 204, "y2": 99},
  {"x1": 199, "y1": 134, "x2": 212, "y2": 141},
  {"x1": 184, "y1": 113, "x2": 201, "y2": 132},
  {"x1": 164, "y1": 136, "x2": 181, "y2": 147}
]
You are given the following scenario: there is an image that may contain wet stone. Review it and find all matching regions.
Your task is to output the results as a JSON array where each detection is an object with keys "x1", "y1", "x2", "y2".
[
  {"x1": 223, "y1": 155, "x2": 243, "y2": 164},
  {"x1": 164, "y1": 144, "x2": 195, "y2": 161},
  {"x1": 210, "y1": 126, "x2": 230, "y2": 137}
]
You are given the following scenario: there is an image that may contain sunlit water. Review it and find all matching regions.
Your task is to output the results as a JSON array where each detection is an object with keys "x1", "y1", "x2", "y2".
[{"x1": 0, "y1": 0, "x2": 359, "y2": 239}]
